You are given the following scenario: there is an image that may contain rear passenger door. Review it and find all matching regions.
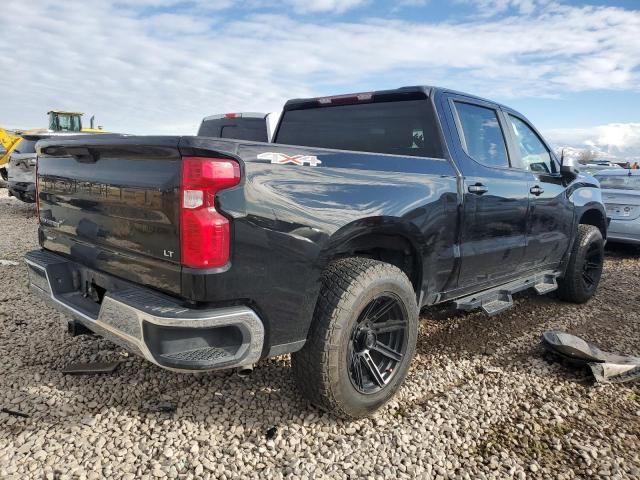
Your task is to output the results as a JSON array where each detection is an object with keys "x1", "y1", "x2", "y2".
[
  {"x1": 502, "y1": 112, "x2": 573, "y2": 270},
  {"x1": 444, "y1": 95, "x2": 531, "y2": 289}
]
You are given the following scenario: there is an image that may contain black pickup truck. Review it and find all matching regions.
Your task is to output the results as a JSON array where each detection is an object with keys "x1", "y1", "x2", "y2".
[{"x1": 26, "y1": 86, "x2": 607, "y2": 418}]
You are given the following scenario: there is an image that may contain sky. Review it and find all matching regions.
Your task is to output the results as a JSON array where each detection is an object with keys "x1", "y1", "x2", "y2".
[{"x1": 1, "y1": 0, "x2": 639, "y2": 159}]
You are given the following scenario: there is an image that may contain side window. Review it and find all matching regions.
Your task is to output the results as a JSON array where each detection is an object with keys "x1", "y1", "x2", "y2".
[
  {"x1": 508, "y1": 115, "x2": 556, "y2": 174},
  {"x1": 454, "y1": 101, "x2": 509, "y2": 168}
]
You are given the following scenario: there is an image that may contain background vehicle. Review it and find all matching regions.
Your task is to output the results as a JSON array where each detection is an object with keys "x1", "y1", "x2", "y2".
[
  {"x1": 197, "y1": 112, "x2": 279, "y2": 142},
  {"x1": 579, "y1": 162, "x2": 622, "y2": 175},
  {"x1": 47, "y1": 110, "x2": 106, "y2": 133},
  {"x1": 6, "y1": 135, "x2": 47, "y2": 202},
  {"x1": 1, "y1": 111, "x2": 107, "y2": 181},
  {"x1": 26, "y1": 86, "x2": 606, "y2": 418},
  {"x1": 7, "y1": 132, "x2": 103, "y2": 202},
  {"x1": 594, "y1": 169, "x2": 640, "y2": 245},
  {"x1": 0, "y1": 127, "x2": 22, "y2": 181}
]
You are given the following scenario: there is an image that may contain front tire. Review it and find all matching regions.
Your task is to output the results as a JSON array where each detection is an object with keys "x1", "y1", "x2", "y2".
[
  {"x1": 292, "y1": 257, "x2": 418, "y2": 419},
  {"x1": 557, "y1": 224, "x2": 604, "y2": 303}
]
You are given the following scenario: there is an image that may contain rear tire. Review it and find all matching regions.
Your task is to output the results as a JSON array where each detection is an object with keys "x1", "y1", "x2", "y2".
[
  {"x1": 292, "y1": 257, "x2": 418, "y2": 419},
  {"x1": 557, "y1": 224, "x2": 604, "y2": 303}
]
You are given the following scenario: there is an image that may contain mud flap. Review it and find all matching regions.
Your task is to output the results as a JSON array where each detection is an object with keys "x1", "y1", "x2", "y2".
[{"x1": 542, "y1": 331, "x2": 640, "y2": 383}]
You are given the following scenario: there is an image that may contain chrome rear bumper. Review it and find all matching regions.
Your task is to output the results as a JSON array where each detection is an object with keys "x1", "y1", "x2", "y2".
[{"x1": 25, "y1": 250, "x2": 264, "y2": 372}]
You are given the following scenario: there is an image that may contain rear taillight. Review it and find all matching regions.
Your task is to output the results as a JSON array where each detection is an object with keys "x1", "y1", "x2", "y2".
[{"x1": 180, "y1": 156, "x2": 241, "y2": 268}]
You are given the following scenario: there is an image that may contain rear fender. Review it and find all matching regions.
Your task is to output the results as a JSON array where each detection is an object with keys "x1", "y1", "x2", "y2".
[{"x1": 318, "y1": 217, "x2": 425, "y2": 302}]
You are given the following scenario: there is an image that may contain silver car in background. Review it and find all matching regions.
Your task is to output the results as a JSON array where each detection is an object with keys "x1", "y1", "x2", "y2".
[
  {"x1": 594, "y1": 169, "x2": 640, "y2": 245},
  {"x1": 580, "y1": 162, "x2": 622, "y2": 175},
  {"x1": 6, "y1": 135, "x2": 42, "y2": 202}
]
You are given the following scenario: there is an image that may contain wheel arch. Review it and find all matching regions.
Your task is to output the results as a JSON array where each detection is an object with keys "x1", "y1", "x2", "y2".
[
  {"x1": 578, "y1": 206, "x2": 607, "y2": 240},
  {"x1": 318, "y1": 217, "x2": 424, "y2": 301}
]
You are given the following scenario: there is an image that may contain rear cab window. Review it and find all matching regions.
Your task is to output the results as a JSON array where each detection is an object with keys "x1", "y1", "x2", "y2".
[
  {"x1": 274, "y1": 95, "x2": 445, "y2": 159},
  {"x1": 198, "y1": 117, "x2": 268, "y2": 142},
  {"x1": 453, "y1": 102, "x2": 510, "y2": 168}
]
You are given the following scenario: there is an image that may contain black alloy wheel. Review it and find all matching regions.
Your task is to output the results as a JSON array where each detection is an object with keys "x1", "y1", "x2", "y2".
[
  {"x1": 582, "y1": 241, "x2": 604, "y2": 291},
  {"x1": 347, "y1": 294, "x2": 408, "y2": 395}
]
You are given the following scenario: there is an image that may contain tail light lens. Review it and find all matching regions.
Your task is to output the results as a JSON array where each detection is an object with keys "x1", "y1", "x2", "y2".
[{"x1": 180, "y1": 156, "x2": 241, "y2": 268}]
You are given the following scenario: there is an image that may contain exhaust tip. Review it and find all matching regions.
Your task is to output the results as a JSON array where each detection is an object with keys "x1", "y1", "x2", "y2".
[{"x1": 236, "y1": 365, "x2": 254, "y2": 378}]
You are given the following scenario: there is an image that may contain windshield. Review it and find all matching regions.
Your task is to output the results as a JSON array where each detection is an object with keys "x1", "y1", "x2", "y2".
[
  {"x1": 49, "y1": 113, "x2": 82, "y2": 132},
  {"x1": 276, "y1": 99, "x2": 444, "y2": 158},
  {"x1": 595, "y1": 174, "x2": 640, "y2": 191}
]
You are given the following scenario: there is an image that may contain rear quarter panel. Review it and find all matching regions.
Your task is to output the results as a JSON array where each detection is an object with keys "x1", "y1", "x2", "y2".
[{"x1": 180, "y1": 137, "x2": 460, "y2": 353}]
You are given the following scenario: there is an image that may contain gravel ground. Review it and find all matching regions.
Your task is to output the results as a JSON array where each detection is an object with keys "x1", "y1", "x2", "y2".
[{"x1": 1, "y1": 186, "x2": 639, "y2": 480}]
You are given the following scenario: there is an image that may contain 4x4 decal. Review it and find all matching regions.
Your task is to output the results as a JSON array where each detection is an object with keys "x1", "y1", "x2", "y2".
[{"x1": 257, "y1": 152, "x2": 322, "y2": 167}]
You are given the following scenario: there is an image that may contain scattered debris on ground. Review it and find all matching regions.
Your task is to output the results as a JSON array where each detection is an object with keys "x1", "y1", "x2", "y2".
[
  {"x1": 141, "y1": 400, "x2": 178, "y2": 414},
  {"x1": 543, "y1": 330, "x2": 640, "y2": 383},
  {"x1": 1, "y1": 408, "x2": 29, "y2": 419},
  {"x1": 61, "y1": 361, "x2": 121, "y2": 375}
]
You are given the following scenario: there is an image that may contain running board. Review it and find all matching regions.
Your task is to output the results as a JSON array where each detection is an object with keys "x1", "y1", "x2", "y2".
[{"x1": 455, "y1": 270, "x2": 559, "y2": 316}]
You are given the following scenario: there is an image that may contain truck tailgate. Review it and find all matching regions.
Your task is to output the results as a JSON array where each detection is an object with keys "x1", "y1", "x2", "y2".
[{"x1": 36, "y1": 136, "x2": 183, "y2": 294}]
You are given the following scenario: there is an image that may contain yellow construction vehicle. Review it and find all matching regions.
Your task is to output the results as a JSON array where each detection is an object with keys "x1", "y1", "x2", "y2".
[
  {"x1": 47, "y1": 110, "x2": 106, "y2": 133},
  {"x1": 0, "y1": 127, "x2": 22, "y2": 178}
]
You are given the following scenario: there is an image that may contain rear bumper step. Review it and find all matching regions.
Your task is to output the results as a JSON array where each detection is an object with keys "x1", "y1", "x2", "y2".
[{"x1": 25, "y1": 250, "x2": 264, "y2": 372}]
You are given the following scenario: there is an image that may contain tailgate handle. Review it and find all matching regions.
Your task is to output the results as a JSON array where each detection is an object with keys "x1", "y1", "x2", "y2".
[{"x1": 66, "y1": 147, "x2": 97, "y2": 163}]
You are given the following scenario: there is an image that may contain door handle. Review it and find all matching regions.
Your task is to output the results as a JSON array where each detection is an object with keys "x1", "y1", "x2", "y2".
[
  {"x1": 468, "y1": 183, "x2": 488, "y2": 194},
  {"x1": 530, "y1": 185, "x2": 544, "y2": 196}
]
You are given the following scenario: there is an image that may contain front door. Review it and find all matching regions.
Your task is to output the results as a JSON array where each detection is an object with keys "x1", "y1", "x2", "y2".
[
  {"x1": 503, "y1": 113, "x2": 573, "y2": 270},
  {"x1": 445, "y1": 96, "x2": 531, "y2": 289}
]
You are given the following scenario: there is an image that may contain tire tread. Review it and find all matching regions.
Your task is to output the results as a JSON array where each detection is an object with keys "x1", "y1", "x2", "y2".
[
  {"x1": 557, "y1": 224, "x2": 603, "y2": 303},
  {"x1": 292, "y1": 257, "x2": 416, "y2": 418}
]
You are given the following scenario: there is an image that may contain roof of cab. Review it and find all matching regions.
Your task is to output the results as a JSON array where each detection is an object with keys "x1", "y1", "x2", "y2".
[
  {"x1": 47, "y1": 110, "x2": 84, "y2": 115},
  {"x1": 201, "y1": 112, "x2": 267, "y2": 122},
  {"x1": 282, "y1": 86, "x2": 511, "y2": 111}
]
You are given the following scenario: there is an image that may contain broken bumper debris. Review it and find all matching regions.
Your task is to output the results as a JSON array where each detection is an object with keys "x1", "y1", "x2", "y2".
[{"x1": 542, "y1": 331, "x2": 640, "y2": 383}]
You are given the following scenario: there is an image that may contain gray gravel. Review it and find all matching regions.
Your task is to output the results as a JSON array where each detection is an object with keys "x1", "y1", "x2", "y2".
[{"x1": 1, "y1": 186, "x2": 639, "y2": 479}]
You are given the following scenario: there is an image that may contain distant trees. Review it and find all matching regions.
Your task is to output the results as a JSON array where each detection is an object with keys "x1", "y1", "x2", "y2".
[{"x1": 577, "y1": 149, "x2": 597, "y2": 164}]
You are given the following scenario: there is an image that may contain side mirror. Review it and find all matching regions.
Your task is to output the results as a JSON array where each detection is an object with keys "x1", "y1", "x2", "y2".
[
  {"x1": 560, "y1": 163, "x2": 579, "y2": 181},
  {"x1": 559, "y1": 152, "x2": 578, "y2": 181}
]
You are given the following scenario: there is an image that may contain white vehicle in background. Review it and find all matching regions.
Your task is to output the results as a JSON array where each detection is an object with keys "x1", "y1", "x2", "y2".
[
  {"x1": 579, "y1": 161, "x2": 622, "y2": 175},
  {"x1": 197, "y1": 112, "x2": 281, "y2": 142},
  {"x1": 594, "y1": 169, "x2": 640, "y2": 246}
]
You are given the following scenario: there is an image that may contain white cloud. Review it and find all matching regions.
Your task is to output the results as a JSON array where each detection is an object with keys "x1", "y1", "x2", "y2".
[
  {"x1": 0, "y1": 0, "x2": 638, "y2": 137},
  {"x1": 397, "y1": 0, "x2": 430, "y2": 6},
  {"x1": 285, "y1": 0, "x2": 368, "y2": 13},
  {"x1": 461, "y1": 0, "x2": 555, "y2": 16},
  {"x1": 544, "y1": 123, "x2": 640, "y2": 161}
]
